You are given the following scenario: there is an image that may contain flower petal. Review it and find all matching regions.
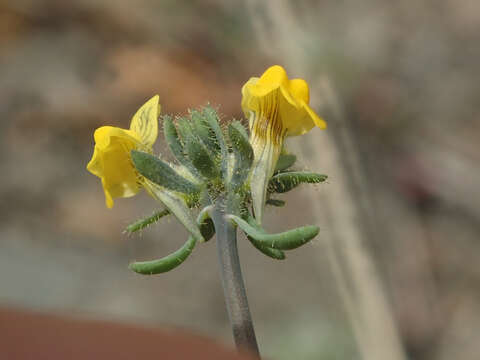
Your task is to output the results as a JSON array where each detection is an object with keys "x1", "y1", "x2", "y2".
[
  {"x1": 246, "y1": 66, "x2": 290, "y2": 102},
  {"x1": 86, "y1": 146, "x2": 104, "y2": 177},
  {"x1": 256, "y1": 65, "x2": 289, "y2": 90},
  {"x1": 288, "y1": 78, "x2": 309, "y2": 104},
  {"x1": 304, "y1": 103, "x2": 327, "y2": 129},
  {"x1": 282, "y1": 112, "x2": 315, "y2": 136},
  {"x1": 93, "y1": 126, "x2": 140, "y2": 150},
  {"x1": 279, "y1": 85, "x2": 301, "y2": 108},
  {"x1": 100, "y1": 137, "x2": 140, "y2": 196},
  {"x1": 130, "y1": 95, "x2": 160, "y2": 148},
  {"x1": 241, "y1": 77, "x2": 259, "y2": 118},
  {"x1": 87, "y1": 129, "x2": 142, "y2": 208},
  {"x1": 101, "y1": 178, "x2": 114, "y2": 208}
]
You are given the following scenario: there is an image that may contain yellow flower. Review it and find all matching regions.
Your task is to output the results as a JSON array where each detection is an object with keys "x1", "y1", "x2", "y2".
[
  {"x1": 242, "y1": 65, "x2": 326, "y2": 223},
  {"x1": 87, "y1": 95, "x2": 160, "y2": 208}
]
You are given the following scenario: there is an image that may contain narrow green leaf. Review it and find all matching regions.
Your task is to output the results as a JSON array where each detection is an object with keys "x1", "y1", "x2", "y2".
[
  {"x1": 228, "y1": 123, "x2": 254, "y2": 190},
  {"x1": 128, "y1": 205, "x2": 213, "y2": 275},
  {"x1": 275, "y1": 154, "x2": 297, "y2": 172},
  {"x1": 129, "y1": 235, "x2": 196, "y2": 275},
  {"x1": 248, "y1": 235, "x2": 286, "y2": 259},
  {"x1": 227, "y1": 214, "x2": 319, "y2": 250},
  {"x1": 266, "y1": 199, "x2": 285, "y2": 207},
  {"x1": 184, "y1": 136, "x2": 220, "y2": 180},
  {"x1": 126, "y1": 209, "x2": 170, "y2": 233},
  {"x1": 269, "y1": 172, "x2": 328, "y2": 193},
  {"x1": 131, "y1": 150, "x2": 200, "y2": 194},
  {"x1": 244, "y1": 215, "x2": 285, "y2": 259}
]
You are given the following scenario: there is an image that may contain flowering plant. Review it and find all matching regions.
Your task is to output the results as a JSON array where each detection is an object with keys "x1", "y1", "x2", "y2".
[{"x1": 86, "y1": 65, "x2": 327, "y2": 356}]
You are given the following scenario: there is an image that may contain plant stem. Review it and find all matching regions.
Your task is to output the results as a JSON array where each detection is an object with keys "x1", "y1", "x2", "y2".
[{"x1": 211, "y1": 196, "x2": 260, "y2": 357}]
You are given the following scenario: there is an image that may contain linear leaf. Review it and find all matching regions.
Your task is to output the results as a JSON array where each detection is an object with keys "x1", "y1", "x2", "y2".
[
  {"x1": 269, "y1": 172, "x2": 327, "y2": 193},
  {"x1": 228, "y1": 214, "x2": 319, "y2": 250},
  {"x1": 248, "y1": 235, "x2": 286, "y2": 259},
  {"x1": 129, "y1": 235, "x2": 196, "y2": 275},
  {"x1": 126, "y1": 209, "x2": 170, "y2": 233},
  {"x1": 128, "y1": 206, "x2": 214, "y2": 275}
]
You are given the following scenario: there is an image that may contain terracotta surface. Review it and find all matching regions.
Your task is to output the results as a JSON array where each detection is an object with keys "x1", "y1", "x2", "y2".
[{"x1": 0, "y1": 307, "x2": 253, "y2": 360}]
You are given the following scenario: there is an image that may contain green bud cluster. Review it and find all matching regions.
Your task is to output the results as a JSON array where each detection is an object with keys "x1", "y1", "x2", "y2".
[{"x1": 127, "y1": 106, "x2": 327, "y2": 275}]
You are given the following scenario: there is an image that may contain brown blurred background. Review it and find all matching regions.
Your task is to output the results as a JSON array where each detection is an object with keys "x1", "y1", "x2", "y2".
[{"x1": 1, "y1": 1, "x2": 479, "y2": 359}]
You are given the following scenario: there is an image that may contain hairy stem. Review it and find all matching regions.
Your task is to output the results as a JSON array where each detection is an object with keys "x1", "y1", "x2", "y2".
[{"x1": 211, "y1": 196, "x2": 260, "y2": 357}]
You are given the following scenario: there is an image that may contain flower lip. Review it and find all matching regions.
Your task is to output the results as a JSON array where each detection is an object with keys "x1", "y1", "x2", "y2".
[
  {"x1": 93, "y1": 126, "x2": 141, "y2": 150},
  {"x1": 245, "y1": 66, "x2": 308, "y2": 108},
  {"x1": 286, "y1": 78, "x2": 309, "y2": 105},
  {"x1": 241, "y1": 65, "x2": 326, "y2": 136},
  {"x1": 88, "y1": 131, "x2": 141, "y2": 208},
  {"x1": 86, "y1": 95, "x2": 160, "y2": 208}
]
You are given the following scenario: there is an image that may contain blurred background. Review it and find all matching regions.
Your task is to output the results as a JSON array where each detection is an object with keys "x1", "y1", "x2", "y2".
[{"x1": 1, "y1": 0, "x2": 479, "y2": 359}]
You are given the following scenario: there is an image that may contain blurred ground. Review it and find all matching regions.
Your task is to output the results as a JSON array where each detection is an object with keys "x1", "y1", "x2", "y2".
[
  {"x1": 1, "y1": 1, "x2": 479, "y2": 359},
  {"x1": 0, "y1": 307, "x2": 253, "y2": 360}
]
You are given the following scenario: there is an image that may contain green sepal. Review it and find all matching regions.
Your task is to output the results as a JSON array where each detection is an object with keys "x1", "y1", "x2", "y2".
[
  {"x1": 275, "y1": 153, "x2": 297, "y2": 172},
  {"x1": 266, "y1": 199, "x2": 285, "y2": 207},
  {"x1": 131, "y1": 150, "x2": 200, "y2": 194},
  {"x1": 184, "y1": 135, "x2": 220, "y2": 180},
  {"x1": 230, "y1": 120, "x2": 249, "y2": 140},
  {"x1": 147, "y1": 181, "x2": 204, "y2": 242},
  {"x1": 191, "y1": 109, "x2": 220, "y2": 155},
  {"x1": 203, "y1": 105, "x2": 227, "y2": 153},
  {"x1": 126, "y1": 209, "x2": 170, "y2": 233},
  {"x1": 202, "y1": 105, "x2": 228, "y2": 178},
  {"x1": 129, "y1": 235, "x2": 196, "y2": 275},
  {"x1": 249, "y1": 136, "x2": 282, "y2": 224},
  {"x1": 176, "y1": 117, "x2": 194, "y2": 143},
  {"x1": 163, "y1": 116, "x2": 198, "y2": 176},
  {"x1": 227, "y1": 214, "x2": 319, "y2": 250},
  {"x1": 163, "y1": 115, "x2": 184, "y2": 159},
  {"x1": 190, "y1": 110, "x2": 210, "y2": 142},
  {"x1": 269, "y1": 172, "x2": 328, "y2": 193},
  {"x1": 228, "y1": 122, "x2": 254, "y2": 190}
]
